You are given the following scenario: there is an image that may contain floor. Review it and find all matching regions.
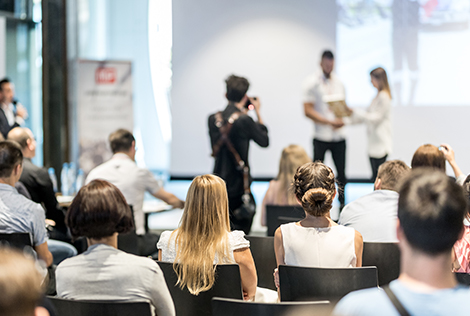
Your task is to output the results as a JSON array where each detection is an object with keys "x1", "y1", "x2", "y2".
[{"x1": 147, "y1": 181, "x2": 374, "y2": 235}]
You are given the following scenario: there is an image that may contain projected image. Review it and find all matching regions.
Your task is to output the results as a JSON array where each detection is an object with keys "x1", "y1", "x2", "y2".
[{"x1": 336, "y1": 0, "x2": 470, "y2": 107}]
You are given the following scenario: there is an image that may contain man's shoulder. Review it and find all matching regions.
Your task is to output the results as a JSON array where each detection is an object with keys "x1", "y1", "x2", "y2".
[{"x1": 334, "y1": 287, "x2": 393, "y2": 316}]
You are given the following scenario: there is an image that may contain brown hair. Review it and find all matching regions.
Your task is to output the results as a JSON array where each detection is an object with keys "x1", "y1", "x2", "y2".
[
  {"x1": 0, "y1": 141, "x2": 23, "y2": 178},
  {"x1": 370, "y1": 67, "x2": 392, "y2": 98},
  {"x1": 293, "y1": 162, "x2": 336, "y2": 216},
  {"x1": 66, "y1": 179, "x2": 134, "y2": 239},
  {"x1": 0, "y1": 248, "x2": 43, "y2": 316},
  {"x1": 109, "y1": 129, "x2": 135, "y2": 154},
  {"x1": 411, "y1": 144, "x2": 445, "y2": 171},
  {"x1": 225, "y1": 75, "x2": 249, "y2": 102},
  {"x1": 376, "y1": 160, "x2": 410, "y2": 191}
]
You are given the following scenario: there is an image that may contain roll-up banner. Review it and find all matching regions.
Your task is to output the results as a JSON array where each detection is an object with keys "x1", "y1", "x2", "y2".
[{"x1": 77, "y1": 60, "x2": 133, "y2": 174}]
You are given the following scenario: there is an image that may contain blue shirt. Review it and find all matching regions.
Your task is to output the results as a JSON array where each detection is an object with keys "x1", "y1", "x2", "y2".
[
  {"x1": 0, "y1": 183, "x2": 47, "y2": 246},
  {"x1": 334, "y1": 279, "x2": 470, "y2": 316}
]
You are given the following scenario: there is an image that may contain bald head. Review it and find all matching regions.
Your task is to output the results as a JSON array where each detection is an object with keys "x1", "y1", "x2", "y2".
[{"x1": 7, "y1": 128, "x2": 36, "y2": 158}]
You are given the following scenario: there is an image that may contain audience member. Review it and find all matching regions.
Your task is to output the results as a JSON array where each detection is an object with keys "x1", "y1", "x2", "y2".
[
  {"x1": 0, "y1": 141, "x2": 53, "y2": 267},
  {"x1": 56, "y1": 180, "x2": 175, "y2": 316},
  {"x1": 157, "y1": 174, "x2": 257, "y2": 300},
  {"x1": 261, "y1": 144, "x2": 311, "y2": 226},
  {"x1": 274, "y1": 162, "x2": 363, "y2": 288},
  {"x1": 0, "y1": 247, "x2": 49, "y2": 316},
  {"x1": 339, "y1": 160, "x2": 410, "y2": 242},
  {"x1": 440, "y1": 143, "x2": 466, "y2": 184},
  {"x1": 411, "y1": 144, "x2": 445, "y2": 171},
  {"x1": 454, "y1": 174, "x2": 470, "y2": 273},
  {"x1": 86, "y1": 129, "x2": 184, "y2": 255},
  {"x1": 334, "y1": 169, "x2": 470, "y2": 315},
  {"x1": 0, "y1": 78, "x2": 28, "y2": 139}
]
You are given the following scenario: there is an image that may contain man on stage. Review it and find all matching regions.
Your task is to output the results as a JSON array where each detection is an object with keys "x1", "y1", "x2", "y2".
[
  {"x1": 303, "y1": 50, "x2": 347, "y2": 209},
  {"x1": 208, "y1": 75, "x2": 269, "y2": 234}
]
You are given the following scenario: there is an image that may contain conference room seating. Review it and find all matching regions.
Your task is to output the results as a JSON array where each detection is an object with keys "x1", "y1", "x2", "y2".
[
  {"x1": 0, "y1": 232, "x2": 35, "y2": 257},
  {"x1": 362, "y1": 242, "x2": 400, "y2": 286},
  {"x1": 455, "y1": 272, "x2": 470, "y2": 286},
  {"x1": 47, "y1": 297, "x2": 152, "y2": 316},
  {"x1": 212, "y1": 297, "x2": 332, "y2": 316},
  {"x1": 245, "y1": 236, "x2": 277, "y2": 290},
  {"x1": 278, "y1": 265, "x2": 378, "y2": 303},
  {"x1": 157, "y1": 261, "x2": 243, "y2": 316},
  {"x1": 266, "y1": 205, "x2": 305, "y2": 236}
]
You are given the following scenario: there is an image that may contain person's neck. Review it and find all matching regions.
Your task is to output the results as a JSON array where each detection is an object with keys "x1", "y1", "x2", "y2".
[
  {"x1": 299, "y1": 212, "x2": 336, "y2": 228},
  {"x1": 22, "y1": 151, "x2": 34, "y2": 160},
  {"x1": 228, "y1": 100, "x2": 244, "y2": 111},
  {"x1": 114, "y1": 151, "x2": 133, "y2": 160},
  {"x1": 323, "y1": 72, "x2": 331, "y2": 79},
  {"x1": 88, "y1": 233, "x2": 118, "y2": 249},
  {"x1": 0, "y1": 177, "x2": 16, "y2": 187},
  {"x1": 399, "y1": 246, "x2": 457, "y2": 292}
]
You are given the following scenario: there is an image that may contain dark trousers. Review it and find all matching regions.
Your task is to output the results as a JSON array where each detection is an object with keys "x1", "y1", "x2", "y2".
[
  {"x1": 369, "y1": 155, "x2": 388, "y2": 181},
  {"x1": 313, "y1": 139, "x2": 347, "y2": 207},
  {"x1": 228, "y1": 193, "x2": 255, "y2": 235}
]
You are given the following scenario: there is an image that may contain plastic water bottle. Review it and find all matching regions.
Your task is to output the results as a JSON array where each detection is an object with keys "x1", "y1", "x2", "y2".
[
  {"x1": 75, "y1": 169, "x2": 84, "y2": 193},
  {"x1": 60, "y1": 163, "x2": 69, "y2": 196},
  {"x1": 68, "y1": 162, "x2": 77, "y2": 195},
  {"x1": 48, "y1": 168, "x2": 58, "y2": 193}
]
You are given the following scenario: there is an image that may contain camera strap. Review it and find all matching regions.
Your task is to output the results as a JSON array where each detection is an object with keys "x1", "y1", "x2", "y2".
[{"x1": 212, "y1": 111, "x2": 251, "y2": 195}]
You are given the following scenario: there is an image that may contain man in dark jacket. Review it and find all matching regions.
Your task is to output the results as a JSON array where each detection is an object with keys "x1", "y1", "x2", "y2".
[{"x1": 208, "y1": 75, "x2": 269, "y2": 234}]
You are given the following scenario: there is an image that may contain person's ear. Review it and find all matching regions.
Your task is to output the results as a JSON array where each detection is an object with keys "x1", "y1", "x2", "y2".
[
  {"x1": 374, "y1": 178, "x2": 381, "y2": 190},
  {"x1": 26, "y1": 138, "x2": 33, "y2": 151}
]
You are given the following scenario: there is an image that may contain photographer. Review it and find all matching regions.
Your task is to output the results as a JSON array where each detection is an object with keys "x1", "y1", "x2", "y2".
[{"x1": 208, "y1": 74, "x2": 269, "y2": 234}]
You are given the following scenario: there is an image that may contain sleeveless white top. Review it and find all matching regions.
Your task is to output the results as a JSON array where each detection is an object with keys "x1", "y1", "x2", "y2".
[{"x1": 281, "y1": 222, "x2": 357, "y2": 267}]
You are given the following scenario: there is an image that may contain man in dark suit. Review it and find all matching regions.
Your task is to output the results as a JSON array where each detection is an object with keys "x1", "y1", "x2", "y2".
[
  {"x1": 7, "y1": 127, "x2": 67, "y2": 240},
  {"x1": 0, "y1": 78, "x2": 28, "y2": 139}
]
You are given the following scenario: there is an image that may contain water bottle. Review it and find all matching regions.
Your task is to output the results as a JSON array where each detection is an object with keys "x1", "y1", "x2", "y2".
[
  {"x1": 75, "y1": 169, "x2": 84, "y2": 193},
  {"x1": 60, "y1": 163, "x2": 69, "y2": 196},
  {"x1": 68, "y1": 162, "x2": 77, "y2": 195},
  {"x1": 48, "y1": 168, "x2": 58, "y2": 193}
]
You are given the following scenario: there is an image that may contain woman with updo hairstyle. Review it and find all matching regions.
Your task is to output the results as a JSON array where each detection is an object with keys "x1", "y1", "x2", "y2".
[
  {"x1": 273, "y1": 162, "x2": 363, "y2": 287},
  {"x1": 56, "y1": 180, "x2": 175, "y2": 316}
]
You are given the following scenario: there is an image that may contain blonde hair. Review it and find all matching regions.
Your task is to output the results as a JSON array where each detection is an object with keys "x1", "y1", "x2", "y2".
[
  {"x1": 0, "y1": 248, "x2": 43, "y2": 316},
  {"x1": 172, "y1": 174, "x2": 233, "y2": 295},
  {"x1": 370, "y1": 67, "x2": 392, "y2": 99},
  {"x1": 276, "y1": 145, "x2": 311, "y2": 205}
]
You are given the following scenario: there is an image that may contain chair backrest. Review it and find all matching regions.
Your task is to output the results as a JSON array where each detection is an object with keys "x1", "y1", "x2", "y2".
[
  {"x1": 362, "y1": 242, "x2": 400, "y2": 286},
  {"x1": 212, "y1": 297, "x2": 332, "y2": 316},
  {"x1": 157, "y1": 261, "x2": 243, "y2": 316},
  {"x1": 279, "y1": 265, "x2": 378, "y2": 303},
  {"x1": 47, "y1": 297, "x2": 152, "y2": 316},
  {"x1": 245, "y1": 236, "x2": 277, "y2": 290},
  {"x1": 266, "y1": 205, "x2": 305, "y2": 236},
  {"x1": 0, "y1": 233, "x2": 34, "y2": 257},
  {"x1": 455, "y1": 272, "x2": 470, "y2": 286}
]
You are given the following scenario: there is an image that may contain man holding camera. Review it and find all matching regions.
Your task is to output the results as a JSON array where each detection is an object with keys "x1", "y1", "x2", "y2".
[{"x1": 208, "y1": 75, "x2": 269, "y2": 234}]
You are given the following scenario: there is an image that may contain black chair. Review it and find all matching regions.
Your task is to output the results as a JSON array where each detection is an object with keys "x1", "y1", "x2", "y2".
[
  {"x1": 157, "y1": 261, "x2": 243, "y2": 316},
  {"x1": 266, "y1": 205, "x2": 305, "y2": 236},
  {"x1": 362, "y1": 242, "x2": 400, "y2": 286},
  {"x1": 212, "y1": 297, "x2": 332, "y2": 316},
  {"x1": 245, "y1": 236, "x2": 277, "y2": 290},
  {"x1": 455, "y1": 272, "x2": 470, "y2": 286},
  {"x1": 279, "y1": 265, "x2": 378, "y2": 303},
  {"x1": 0, "y1": 233, "x2": 35, "y2": 256},
  {"x1": 47, "y1": 297, "x2": 152, "y2": 316}
]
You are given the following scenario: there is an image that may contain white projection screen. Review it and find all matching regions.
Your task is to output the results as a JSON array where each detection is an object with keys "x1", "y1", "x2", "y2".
[{"x1": 171, "y1": 0, "x2": 470, "y2": 180}]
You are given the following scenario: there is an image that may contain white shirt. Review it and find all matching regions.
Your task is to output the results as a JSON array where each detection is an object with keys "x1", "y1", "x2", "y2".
[
  {"x1": 85, "y1": 153, "x2": 161, "y2": 235},
  {"x1": 302, "y1": 72, "x2": 346, "y2": 142},
  {"x1": 347, "y1": 90, "x2": 392, "y2": 158},
  {"x1": 339, "y1": 190, "x2": 398, "y2": 243},
  {"x1": 281, "y1": 222, "x2": 356, "y2": 267}
]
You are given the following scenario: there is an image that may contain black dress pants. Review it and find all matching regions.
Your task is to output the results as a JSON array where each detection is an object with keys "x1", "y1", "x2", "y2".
[{"x1": 369, "y1": 155, "x2": 388, "y2": 181}]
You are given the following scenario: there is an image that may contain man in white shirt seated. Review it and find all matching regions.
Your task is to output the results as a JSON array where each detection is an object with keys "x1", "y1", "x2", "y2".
[
  {"x1": 338, "y1": 160, "x2": 410, "y2": 242},
  {"x1": 334, "y1": 169, "x2": 470, "y2": 315},
  {"x1": 86, "y1": 129, "x2": 184, "y2": 255}
]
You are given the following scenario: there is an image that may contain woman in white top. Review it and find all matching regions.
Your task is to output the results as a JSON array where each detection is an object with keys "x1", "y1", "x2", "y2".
[
  {"x1": 274, "y1": 162, "x2": 363, "y2": 287},
  {"x1": 157, "y1": 174, "x2": 257, "y2": 300},
  {"x1": 261, "y1": 145, "x2": 311, "y2": 226},
  {"x1": 348, "y1": 67, "x2": 392, "y2": 180}
]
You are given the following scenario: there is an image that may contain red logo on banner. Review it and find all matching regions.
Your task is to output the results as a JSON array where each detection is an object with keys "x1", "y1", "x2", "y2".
[{"x1": 95, "y1": 68, "x2": 116, "y2": 84}]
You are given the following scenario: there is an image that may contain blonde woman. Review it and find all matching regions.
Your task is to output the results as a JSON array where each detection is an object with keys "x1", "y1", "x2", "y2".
[
  {"x1": 347, "y1": 67, "x2": 392, "y2": 180},
  {"x1": 157, "y1": 174, "x2": 257, "y2": 300},
  {"x1": 274, "y1": 162, "x2": 363, "y2": 288},
  {"x1": 261, "y1": 145, "x2": 311, "y2": 226}
]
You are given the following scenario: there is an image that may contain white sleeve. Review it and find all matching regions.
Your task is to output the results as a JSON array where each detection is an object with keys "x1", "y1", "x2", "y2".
[
  {"x1": 230, "y1": 230, "x2": 250, "y2": 251},
  {"x1": 141, "y1": 169, "x2": 161, "y2": 195},
  {"x1": 355, "y1": 94, "x2": 391, "y2": 125}
]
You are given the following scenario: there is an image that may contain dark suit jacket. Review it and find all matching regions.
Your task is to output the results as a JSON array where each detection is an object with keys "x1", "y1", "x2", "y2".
[
  {"x1": 20, "y1": 158, "x2": 66, "y2": 233},
  {"x1": 0, "y1": 107, "x2": 19, "y2": 139}
]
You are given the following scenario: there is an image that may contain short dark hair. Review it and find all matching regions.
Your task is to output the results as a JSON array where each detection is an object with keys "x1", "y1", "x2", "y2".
[
  {"x1": 377, "y1": 160, "x2": 410, "y2": 191},
  {"x1": 66, "y1": 179, "x2": 134, "y2": 239},
  {"x1": 109, "y1": 129, "x2": 135, "y2": 154},
  {"x1": 398, "y1": 169, "x2": 467, "y2": 255},
  {"x1": 7, "y1": 128, "x2": 30, "y2": 149},
  {"x1": 411, "y1": 144, "x2": 445, "y2": 171},
  {"x1": 0, "y1": 141, "x2": 23, "y2": 178},
  {"x1": 225, "y1": 75, "x2": 249, "y2": 102},
  {"x1": 0, "y1": 78, "x2": 10, "y2": 91},
  {"x1": 321, "y1": 50, "x2": 334, "y2": 60}
]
